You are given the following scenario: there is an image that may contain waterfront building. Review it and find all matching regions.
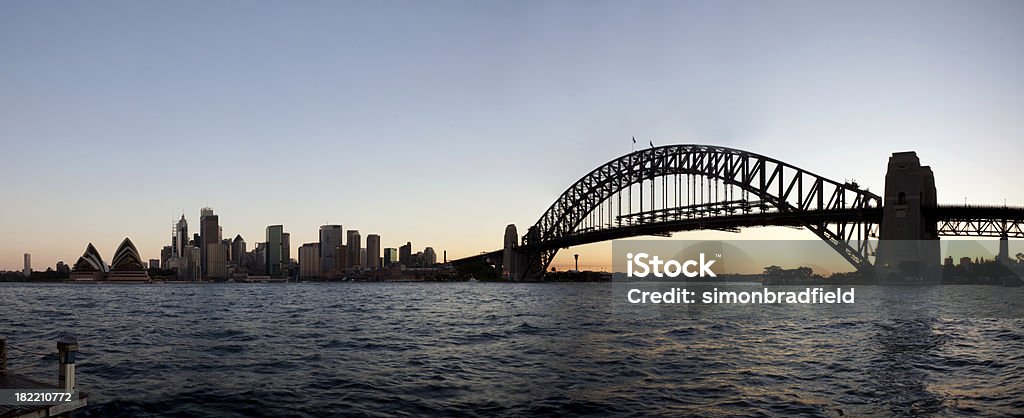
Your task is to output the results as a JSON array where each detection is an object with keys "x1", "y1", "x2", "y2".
[
  {"x1": 206, "y1": 242, "x2": 229, "y2": 279},
  {"x1": 174, "y1": 215, "x2": 188, "y2": 257},
  {"x1": 266, "y1": 225, "x2": 284, "y2": 276},
  {"x1": 23, "y1": 253, "x2": 30, "y2": 276},
  {"x1": 399, "y1": 242, "x2": 412, "y2": 267},
  {"x1": 319, "y1": 225, "x2": 343, "y2": 275},
  {"x1": 70, "y1": 243, "x2": 108, "y2": 281},
  {"x1": 108, "y1": 238, "x2": 151, "y2": 282},
  {"x1": 231, "y1": 235, "x2": 246, "y2": 266},
  {"x1": 347, "y1": 230, "x2": 361, "y2": 268},
  {"x1": 423, "y1": 247, "x2": 437, "y2": 266},
  {"x1": 160, "y1": 246, "x2": 172, "y2": 269},
  {"x1": 366, "y1": 234, "x2": 381, "y2": 270},
  {"x1": 149, "y1": 259, "x2": 160, "y2": 269},
  {"x1": 200, "y1": 207, "x2": 219, "y2": 277},
  {"x1": 282, "y1": 232, "x2": 291, "y2": 263},
  {"x1": 335, "y1": 244, "x2": 348, "y2": 272},
  {"x1": 299, "y1": 243, "x2": 321, "y2": 279},
  {"x1": 383, "y1": 248, "x2": 398, "y2": 268}
]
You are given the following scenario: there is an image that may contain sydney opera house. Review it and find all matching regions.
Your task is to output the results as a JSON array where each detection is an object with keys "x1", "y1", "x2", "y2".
[{"x1": 70, "y1": 238, "x2": 151, "y2": 283}]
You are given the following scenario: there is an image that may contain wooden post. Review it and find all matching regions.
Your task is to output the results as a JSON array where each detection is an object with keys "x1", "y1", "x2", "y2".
[
  {"x1": 57, "y1": 337, "x2": 78, "y2": 391},
  {"x1": 1, "y1": 338, "x2": 7, "y2": 372}
]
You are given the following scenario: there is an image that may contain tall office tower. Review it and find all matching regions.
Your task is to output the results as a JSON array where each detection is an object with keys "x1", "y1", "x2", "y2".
[
  {"x1": 23, "y1": 253, "x2": 31, "y2": 276},
  {"x1": 383, "y1": 248, "x2": 398, "y2": 267},
  {"x1": 347, "y1": 230, "x2": 361, "y2": 268},
  {"x1": 206, "y1": 242, "x2": 229, "y2": 279},
  {"x1": 399, "y1": 242, "x2": 412, "y2": 267},
  {"x1": 231, "y1": 235, "x2": 246, "y2": 266},
  {"x1": 160, "y1": 246, "x2": 172, "y2": 269},
  {"x1": 149, "y1": 259, "x2": 160, "y2": 270},
  {"x1": 266, "y1": 225, "x2": 284, "y2": 276},
  {"x1": 174, "y1": 215, "x2": 188, "y2": 257},
  {"x1": 365, "y1": 234, "x2": 381, "y2": 270},
  {"x1": 335, "y1": 244, "x2": 348, "y2": 272},
  {"x1": 319, "y1": 225, "x2": 343, "y2": 275},
  {"x1": 423, "y1": 247, "x2": 437, "y2": 266},
  {"x1": 282, "y1": 233, "x2": 291, "y2": 263},
  {"x1": 254, "y1": 242, "x2": 267, "y2": 273},
  {"x1": 200, "y1": 207, "x2": 219, "y2": 278},
  {"x1": 299, "y1": 243, "x2": 321, "y2": 279}
]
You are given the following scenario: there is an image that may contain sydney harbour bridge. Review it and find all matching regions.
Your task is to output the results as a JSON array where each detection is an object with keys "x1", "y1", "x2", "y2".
[{"x1": 454, "y1": 144, "x2": 1024, "y2": 280}]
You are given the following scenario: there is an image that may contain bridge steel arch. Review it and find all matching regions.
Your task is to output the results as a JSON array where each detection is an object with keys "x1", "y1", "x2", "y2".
[{"x1": 515, "y1": 144, "x2": 883, "y2": 279}]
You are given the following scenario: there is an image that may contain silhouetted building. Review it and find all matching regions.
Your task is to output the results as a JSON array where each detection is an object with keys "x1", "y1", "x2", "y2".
[
  {"x1": 347, "y1": 230, "x2": 361, "y2": 268},
  {"x1": 366, "y1": 234, "x2": 381, "y2": 270},
  {"x1": 23, "y1": 253, "x2": 30, "y2": 276},
  {"x1": 399, "y1": 242, "x2": 412, "y2": 267},
  {"x1": 383, "y1": 248, "x2": 398, "y2": 267},
  {"x1": 335, "y1": 244, "x2": 348, "y2": 272},
  {"x1": 266, "y1": 225, "x2": 284, "y2": 276},
  {"x1": 319, "y1": 225, "x2": 343, "y2": 275},
  {"x1": 149, "y1": 258, "x2": 160, "y2": 269},
  {"x1": 174, "y1": 215, "x2": 188, "y2": 258},
  {"x1": 299, "y1": 243, "x2": 321, "y2": 278},
  {"x1": 282, "y1": 232, "x2": 291, "y2": 263},
  {"x1": 231, "y1": 235, "x2": 246, "y2": 266},
  {"x1": 423, "y1": 247, "x2": 437, "y2": 266},
  {"x1": 206, "y1": 242, "x2": 228, "y2": 279}
]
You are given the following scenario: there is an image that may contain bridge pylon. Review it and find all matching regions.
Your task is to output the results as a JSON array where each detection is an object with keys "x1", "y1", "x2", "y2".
[{"x1": 876, "y1": 151, "x2": 941, "y2": 281}]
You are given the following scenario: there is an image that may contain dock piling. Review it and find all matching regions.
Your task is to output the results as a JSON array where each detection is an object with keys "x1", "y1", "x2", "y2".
[
  {"x1": 0, "y1": 338, "x2": 6, "y2": 372},
  {"x1": 57, "y1": 336, "x2": 78, "y2": 391}
]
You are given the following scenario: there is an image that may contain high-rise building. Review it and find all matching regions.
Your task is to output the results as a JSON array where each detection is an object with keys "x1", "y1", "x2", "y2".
[
  {"x1": 23, "y1": 253, "x2": 31, "y2": 276},
  {"x1": 319, "y1": 225, "x2": 343, "y2": 275},
  {"x1": 365, "y1": 234, "x2": 381, "y2": 270},
  {"x1": 149, "y1": 259, "x2": 160, "y2": 269},
  {"x1": 423, "y1": 247, "x2": 437, "y2": 266},
  {"x1": 160, "y1": 246, "x2": 172, "y2": 270},
  {"x1": 282, "y1": 232, "x2": 291, "y2": 262},
  {"x1": 231, "y1": 235, "x2": 246, "y2": 266},
  {"x1": 383, "y1": 248, "x2": 398, "y2": 268},
  {"x1": 206, "y1": 242, "x2": 228, "y2": 279},
  {"x1": 399, "y1": 242, "x2": 412, "y2": 267},
  {"x1": 299, "y1": 243, "x2": 321, "y2": 278},
  {"x1": 347, "y1": 230, "x2": 361, "y2": 268},
  {"x1": 266, "y1": 225, "x2": 284, "y2": 276},
  {"x1": 174, "y1": 215, "x2": 188, "y2": 257},
  {"x1": 200, "y1": 207, "x2": 219, "y2": 278},
  {"x1": 335, "y1": 244, "x2": 348, "y2": 272}
]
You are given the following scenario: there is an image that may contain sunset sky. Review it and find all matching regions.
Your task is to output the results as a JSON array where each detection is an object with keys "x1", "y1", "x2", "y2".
[{"x1": 2, "y1": 1, "x2": 1023, "y2": 272}]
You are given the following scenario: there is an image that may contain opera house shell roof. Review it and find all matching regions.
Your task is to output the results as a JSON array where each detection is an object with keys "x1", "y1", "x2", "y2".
[
  {"x1": 70, "y1": 239, "x2": 150, "y2": 282},
  {"x1": 72, "y1": 243, "x2": 109, "y2": 273}
]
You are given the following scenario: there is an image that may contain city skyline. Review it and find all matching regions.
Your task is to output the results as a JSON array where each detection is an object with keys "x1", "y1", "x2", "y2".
[{"x1": 3, "y1": 1, "x2": 1024, "y2": 271}]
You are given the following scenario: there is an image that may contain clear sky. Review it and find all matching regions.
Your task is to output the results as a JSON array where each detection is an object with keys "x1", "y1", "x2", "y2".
[{"x1": 2, "y1": 1, "x2": 1023, "y2": 272}]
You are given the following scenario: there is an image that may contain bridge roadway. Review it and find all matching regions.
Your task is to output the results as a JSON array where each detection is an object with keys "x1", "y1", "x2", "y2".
[{"x1": 453, "y1": 205, "x2": 1024, "y2": 267}]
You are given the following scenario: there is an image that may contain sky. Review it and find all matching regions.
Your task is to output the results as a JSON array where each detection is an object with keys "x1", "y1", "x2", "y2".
[{"x1": 2, "y1": 1, "x2": 1023, "y2": 272}]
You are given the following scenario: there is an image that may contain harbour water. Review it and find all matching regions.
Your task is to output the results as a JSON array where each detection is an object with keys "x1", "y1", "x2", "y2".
[{"x1": 1, "y1": 282, "x2": 1022, "y2": 417}]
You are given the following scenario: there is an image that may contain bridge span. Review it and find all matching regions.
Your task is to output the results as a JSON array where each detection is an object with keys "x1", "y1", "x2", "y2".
[{"x1": 453, "y1": 145, "x2": 1024, "y2": 280}]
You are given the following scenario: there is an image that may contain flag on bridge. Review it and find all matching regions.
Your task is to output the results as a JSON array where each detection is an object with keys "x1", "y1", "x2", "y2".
[
  {"x1": 649, "y1": 140, "x2": 654, "y2": 148},
  {"x1": 632, "y1": 136, "x2": 636, "y2": 144}
]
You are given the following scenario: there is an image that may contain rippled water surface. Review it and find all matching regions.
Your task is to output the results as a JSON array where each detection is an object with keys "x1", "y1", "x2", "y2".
[{"x1": 1, "y1": 283, "x2": 1023, "y2": 417}]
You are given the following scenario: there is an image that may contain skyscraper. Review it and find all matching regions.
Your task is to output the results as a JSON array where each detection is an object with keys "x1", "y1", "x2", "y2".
[
  {"x1": 347, "y1": 230, "x2": 361, "y2": 268},
  {"x1": 282, "y1": 232, "x2": 291, "y2": 262},
  {"x1": 383, "y1": 248, "x2": 398, "y2": 267},
  {"x1": 174, "y1": 215, "x2": 188, "y2": 258},
  {"x1": 266, "y1": 225, "x2": 284, "y2": 276},
  {"x1": 399, "y1": 242, "x2": 412, "y2": 267},
  {"x1": 231, "y1": 235, "x2": 246, "y2": 266},
  {"x1": 366, "y1": 234, "x2": 381, "y2": 270},
  {"x1": 299, "y1": 243, "x2": 321, "y2": 278},
  {"x1": 319, "y1": 225, "x2": 343, "y2": 275},
  {"x1": 423, "y1": 247, "x2": 437, "y2": 266},
  {"x1": 23, "y1": 253, "x2": 31, "y2": 276},
  {"x1": 200, "y1": 207, "x2": 219, "y2": 278}
]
